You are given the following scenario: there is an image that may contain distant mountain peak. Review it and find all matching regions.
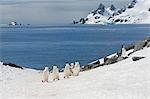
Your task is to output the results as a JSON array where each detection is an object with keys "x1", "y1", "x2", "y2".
[
  {"x1": 73, "y1": 0, "x2": 150, "y2": 24},
  {"x1": 128, "y1": 0, "x2": 137, "y2": 8},
  {"x1": 110, "y1": 4, "x2": 116, "y2": 11}
]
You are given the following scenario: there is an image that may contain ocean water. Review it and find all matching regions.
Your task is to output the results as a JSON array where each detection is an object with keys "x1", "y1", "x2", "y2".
[{"x1": 0, "y1": 24, "x2": 150, "y2": 70}]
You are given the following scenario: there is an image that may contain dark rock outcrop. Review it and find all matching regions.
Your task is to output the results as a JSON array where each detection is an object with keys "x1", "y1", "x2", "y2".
[
  {"x1": 125, "y1": 44, "x2": 135, "y2": 51},
  {"x1": 128, "y1": 0, "x2": 137, "y2": 9},
  {"x1": 114, "y1": 19, "x2": 120, "y2": 22},
  {"x1": 146, "y1": 41, "x2": 150, "y2": 47},
  {"x1": 3, "y1": 62, "x2": 23, "y2": 69},
  {"x1": 145, "y1": 36, "x2": 150, "y2": 41},
  {"x1": 144, "y1": 36, "x2": 150, "y2": 47},
  {"x1": 73, "y1": 21, "x2": 79, "y2": 24},
  {"x1": 132, "y1": 57, "x2": 145, "y2": 61},
  {"x1": 108, "y1": 16, "x2": 113, "y2": 20},
  {"x1": 134, "y1": 41, "x2": 147, "y2": 51},
  {"x1": 95, "y1": 16, "x2": 100, "y2": 19},
  {"x1": 117, "y1": 9, "x2": 123, "y2": 14},
  {"x1": 104, "y1": 55, "x2": 118, "y2": 65},
  {"x1": 82, "y1": 60, "x2": 103, "y2": 71},
  {"x1": 79, "y1": 18, "x2": 86, "y2": 24},
  {"x1": 110, "y1": 4, "x2": 116, "y2": 11},
  {"x1": 97, "y1": 3, "x2": 105, "y2": 15},
  {"x1": 117, "y1": 56, "x2": 125, "y2": 62},
  {"x1": 124, "y1": 20, "x2": 128, "y2": 22},
  {"x1": 83, "y1": 64, "x2": 99, "y2": 71},
  {"x1": 121, "y1": 7, "x2": 126, "y2": 12}
]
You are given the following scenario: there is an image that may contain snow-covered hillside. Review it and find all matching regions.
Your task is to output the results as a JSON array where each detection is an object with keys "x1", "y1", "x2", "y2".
[
  {"x1": 1, "y1": 45, "x2": 150, "y2": 99},
  {"x1": 74, "y1": 0, "x2": 150, "y2": 24},
  {"x1": 0, "y1": 63, "x2": 38, "y2": 83}
]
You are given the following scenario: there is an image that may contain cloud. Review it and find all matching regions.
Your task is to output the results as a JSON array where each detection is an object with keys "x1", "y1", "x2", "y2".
[
  {"x1": 0, "y1": 0, "x2": 131, "y2": 5},
  {"x1": 0, "y1": 1, "x2": 68, "y2": 5},
  {"x1": 0, "y1": 0, "x2": 131, "y2": 25}
]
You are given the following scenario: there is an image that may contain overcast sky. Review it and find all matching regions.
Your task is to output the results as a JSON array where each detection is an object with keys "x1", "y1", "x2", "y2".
[{"x1": 0, "y1": 0, "x2": 132, "y2": 25}]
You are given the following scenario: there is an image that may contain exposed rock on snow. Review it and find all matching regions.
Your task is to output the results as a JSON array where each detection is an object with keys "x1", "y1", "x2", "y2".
[
  {"x1": 147, "y1": 42, "x2": 150, "y2": 47},
  {"x1": 74, "y1": 0, "x2": 150, "y2": 24},
  {"x1": 2, "y1": 62, "x2": 23, "y2": 69},
  {"x1": 132, "y1": 56, "x2": 145, "y2": 61},
  {"x1": 127, "y1": 0, "x2": 137, "y2": 9},
  {"x1": 83, "y1": 36, "x2": 150, "y2": 71},
  {"x1": 134, "y1": 41, "x2": 147, "y2": 51}
]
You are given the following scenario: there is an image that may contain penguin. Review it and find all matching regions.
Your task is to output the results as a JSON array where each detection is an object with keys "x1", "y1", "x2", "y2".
[
  {"x1": 64, "y1": 63, "x2": 72, "y2": 78},
  {"x1": 72, "y1": 62, "x2": 81, "y2": 76},
  {"x1": 42, "y1": 67, "x2": 49, "y2": 82},
  {"x1": 52, "y1": 66, "x2": 60, "y2": 81},
  {"x1": 121, "y1": 45, "x2": 128, "y2": 58}
]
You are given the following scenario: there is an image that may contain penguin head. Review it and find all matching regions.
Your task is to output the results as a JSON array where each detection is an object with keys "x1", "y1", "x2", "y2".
[
  {"x1": 71, "y1": 63, "x2": 74, "y2": 66},
  {"x1": 75, "y1": 62, "x2": 79, "y2": 65},
  {"x1": 53, "y1": 66, "x2": 58, "y2": 69},
  {"x1": 66, "y1": 63, "x2": 70, "y2": 67},
  {"x1": 45, "y1": 67, "x2": 49, "y2": 71}
]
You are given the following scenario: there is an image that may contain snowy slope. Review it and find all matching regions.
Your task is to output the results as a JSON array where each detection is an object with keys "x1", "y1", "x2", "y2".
[
  {"x1": 111, "y1": 0, "x2": 150, "y2": 24},
  {"x1": 74, "y1": 0, "x2": 150, "y2": 24},
  {"x1": 0, "y1": 46, "x2": 150, "y2": 99},
  {"x1": 0, "y1": 63, "x2": 38, "y2": 82}
]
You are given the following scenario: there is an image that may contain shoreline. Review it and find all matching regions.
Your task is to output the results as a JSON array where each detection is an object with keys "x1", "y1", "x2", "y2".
[
  {"x1": 1, "y1": 35, "x2": 150, "y2": 71},
  {"x1": 0, "y1": 24, "x2": 150, "y2": 28}
]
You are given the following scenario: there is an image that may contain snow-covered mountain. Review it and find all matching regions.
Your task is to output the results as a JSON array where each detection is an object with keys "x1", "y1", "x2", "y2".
[{"x1": 73, "y1": 0, "x2": 150, "y2": 24}]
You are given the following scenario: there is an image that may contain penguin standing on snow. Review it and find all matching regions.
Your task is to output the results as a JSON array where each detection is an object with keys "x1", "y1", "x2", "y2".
[
  {"x1": 52, "y1": 66, "x2": 60, "y2": 81},
  {"x1": 42, "y1": 67, "x2": 49, "y2": 82},
  {"x1": 64, "y1": 63, "x2": 72, "y2": 78},
  {"x1": 121, "y1": 45, "x2": 128, "y2": 58},
  {"x1": 72, "y1": 62, "x2": 81, "y2": 76}
]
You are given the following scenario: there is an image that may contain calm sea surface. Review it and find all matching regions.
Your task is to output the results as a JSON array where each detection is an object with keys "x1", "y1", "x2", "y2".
[{"x1": 0, "y1": 24, "x2": 150, "y2": 70}]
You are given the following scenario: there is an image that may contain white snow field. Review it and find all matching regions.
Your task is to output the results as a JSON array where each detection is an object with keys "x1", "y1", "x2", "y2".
[{"x1": 0, "y1": 47, "x2": 150, "y2": 99}]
